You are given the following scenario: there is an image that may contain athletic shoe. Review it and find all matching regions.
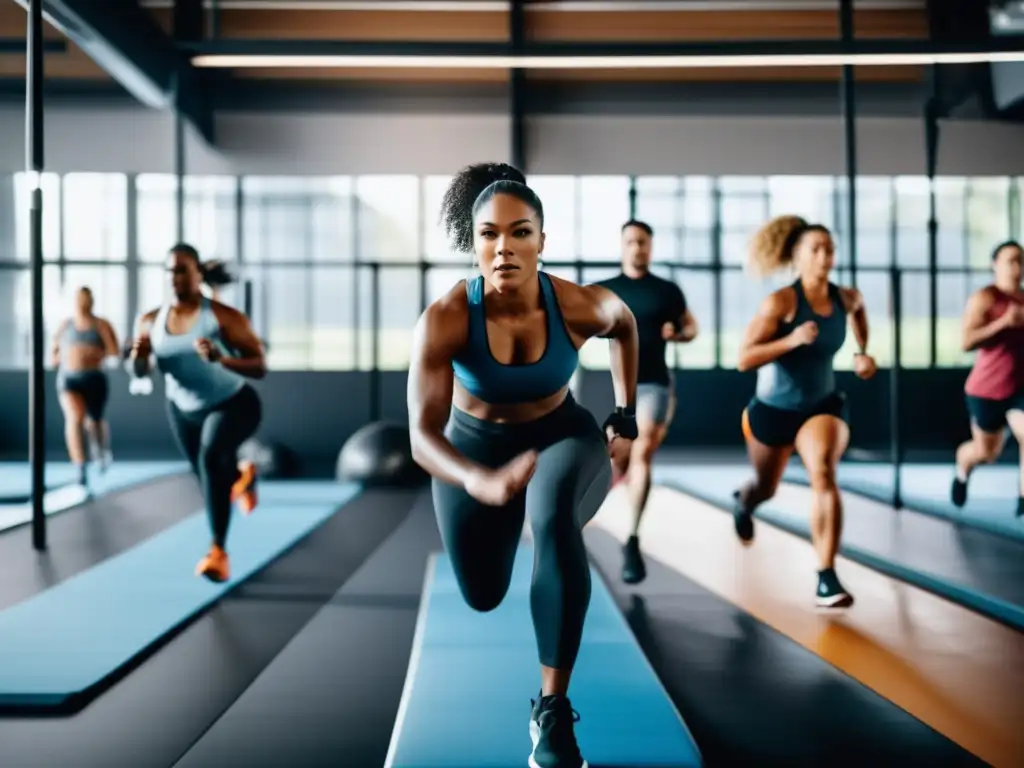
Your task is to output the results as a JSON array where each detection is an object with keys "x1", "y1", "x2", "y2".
[
  {"x1": 195, "y1": 545, "x2": 230, "y2": 583},
  {"x1": 621, "y1": 534, "x2": 647, "y2": 585},
  {"x1": 231, "y1": 460, "x2": 258, "y2": 515},
  {"x1": 816, "y1": 567, "x2": 854, "y2": 609},
  {"x1": 950, "y1": 476, "x2": 967, "y2": 507},
  {"x1": 1017, "y1": 497, "x2": 1024, "y2": 518},
  {"x1": 529, "y1": 693, "x2": 588, "y2": 768},
  {"x1": 732, "y1": 490, "x2": 754, "y2": 543}
]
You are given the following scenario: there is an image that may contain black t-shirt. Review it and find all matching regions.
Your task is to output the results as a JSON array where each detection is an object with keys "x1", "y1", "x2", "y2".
[{"x1": 597, "y1": 272, "x2": 687, "y2": 385}]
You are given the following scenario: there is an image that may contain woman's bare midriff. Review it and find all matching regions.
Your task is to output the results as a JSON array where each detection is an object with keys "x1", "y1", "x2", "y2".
[
  {"x1": 63, "y1": 345, "x2": 106, "y2": 373},
  {"x1": 452, "y1": 381, "x2": 569, "y2": 424}
]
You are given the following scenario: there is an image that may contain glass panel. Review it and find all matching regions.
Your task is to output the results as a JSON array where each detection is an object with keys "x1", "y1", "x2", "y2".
[
  {"x1": 894, "y1": 176, "x2": 929, "y2": 268},
  {"x1": 241, "y1": 176, "x2": 354, "y2": 263},
  {"x1": 185, "y1": 176, "x2": 238, "y2": 262},
  {"x1": 900, "y1": 271, "x2": 931, "y2": 368},
  {"x1": 355, "y1": 175, "x2": 420, "y2": 263},
  {"x1": 579, "y1": 176, "x2": 630, "y2": 263},
  {"x1": 528, "y1": 176, "x2": 577, "y2": 263},
  {"x1": 423, "y1": 175, "x2": 463, "y2": 263},
  {"x1": 136, "y1": 174, "x2": 178, "y2": 263},
  {"x1": 966, "y1": 177, "x2": 1012, "y2": 269},
  {"x1": 0, "y1": 265, "x2": 62, "y2": 368},
  {"x1": 935, "y1": 177, "x2": 967, "y2": 268},
  {"x1": 62, "y1": 174, "x2": 128, "y2": 262},
  {"x1": 309, "y1": 266, "x2": 356, "y2": 370}
]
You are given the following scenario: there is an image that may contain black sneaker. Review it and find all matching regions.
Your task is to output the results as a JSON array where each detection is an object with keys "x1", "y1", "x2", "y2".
[
  {"x1": 621, "y1": 535, "x2": 646, "y2": 585},
  {"x1": 732, "y1": 490, "x2": 754, "y2": 543},
  {"x1": 1016, "y1": 497, "x2": 1024, "y2": 518},
  {"x1": 816, "y1": 568, "x2": 854, "y2": 609},
  {"x1": 951, "y1": 476, "x2": 968, "y2": 507},
  {"x1": 529, "y1": 693, "x2": 588, "y2": 768}
]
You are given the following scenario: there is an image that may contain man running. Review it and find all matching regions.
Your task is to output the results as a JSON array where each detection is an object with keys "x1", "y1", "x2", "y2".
[{"x1": 596, "y1": 220, "x2": 698, "y2": 584}]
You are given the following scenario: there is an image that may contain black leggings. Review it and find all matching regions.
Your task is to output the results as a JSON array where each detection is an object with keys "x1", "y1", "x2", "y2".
[
  {"x1": 166, "y1": 384, "x2": 262, "y2": 548},
  {"x1": 433, "y1": 394, "x2": 612, "y2": 670}
]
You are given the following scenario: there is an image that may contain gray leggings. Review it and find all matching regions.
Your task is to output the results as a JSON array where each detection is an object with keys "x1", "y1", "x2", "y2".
[{"x1": 432, "y1": 394, "x2": 612, "y2": 670}]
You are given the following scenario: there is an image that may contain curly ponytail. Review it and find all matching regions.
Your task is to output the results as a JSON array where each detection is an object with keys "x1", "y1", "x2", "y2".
[
  {"x1": 748, "y1": 215, "x2": 829, "y2": 277},
  {"x1": 439, "y1": 162, "x2": 544, "y2": 253}
]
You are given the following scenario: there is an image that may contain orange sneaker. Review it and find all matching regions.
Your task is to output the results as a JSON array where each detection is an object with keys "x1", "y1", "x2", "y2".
[
  {"x1": 195, "y1": 545, "x2": 230, "y2": 583},
  {"x1": 231, "y1": 460, "x2": 258, "y2": 515}
]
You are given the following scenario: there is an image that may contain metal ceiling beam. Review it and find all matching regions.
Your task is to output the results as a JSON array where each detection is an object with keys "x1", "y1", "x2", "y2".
[
  {"x1": 182, "y1": 37, "x2": 1024, "y2": 60},
  {"x1": 0, "y1": 38, "x2": 66, "y2": 53},
  {"x1": 11, "y1": 0, "x2": 214, "y2": 144}
]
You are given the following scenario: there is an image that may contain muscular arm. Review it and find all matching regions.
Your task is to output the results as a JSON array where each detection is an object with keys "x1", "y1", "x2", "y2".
[
  {"x1": 407, "y1": 302, "x2": 482, "y2": 487},
  {"x1": 962, "y1": 289, "x2": 1008, "y2": 352},
  {"x1": 736, "y1": 291, "x2": 798, "y2": 373},
  {"x1": 842, "y1": 288, "x2": 869, "y2": 354},
  {"x1": 213, "y1": 304, "x2": 268, "y2": 379},
  {"x1": 667, "y1": 309, "x2": 699, "y2": 342},
  {"x1": 588, "y1": 285, "x2": 639, "y2": 409}
]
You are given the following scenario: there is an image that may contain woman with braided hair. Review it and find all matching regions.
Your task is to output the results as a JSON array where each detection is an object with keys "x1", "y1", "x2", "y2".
[
  {"x1": 407, "y1": 162, "x2": 639, "y2": 768},
  {"x1": 732, "y1": 215, "x2": 877, "y2": 609}
]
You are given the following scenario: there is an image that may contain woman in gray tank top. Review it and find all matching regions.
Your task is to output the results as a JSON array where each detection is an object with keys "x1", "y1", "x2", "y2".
[
  {"x1": 731, "y1": 215, "x2": 878, "y2": 610},
  {"x1": 129, "y1": 244, "x2": 266, "y2": 584},
  {"x1": 51, "y1": 286, "x2": 120, "y2": 486}
]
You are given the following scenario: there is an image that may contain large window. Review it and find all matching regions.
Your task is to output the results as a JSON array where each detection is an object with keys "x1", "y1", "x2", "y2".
[
  {"x1": 62, "y1": 174, "x2": 128, "y2": 263},
  {"x1": 1, "y1": 171, "x2": 1021, "y2": 372},
  {"x1": 355, "y1": 175, "x2": 420, "y2": 263},
  {"x1": 579, "y1": 176, "x2": 630, "y2": 262},
  {"x1": 719, "y1": 176, "x2": 769, "y2": 267}
]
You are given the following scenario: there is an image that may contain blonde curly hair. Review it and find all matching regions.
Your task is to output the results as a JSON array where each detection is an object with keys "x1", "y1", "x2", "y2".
[{"x1": 748, "y1": 215, "x2": 827, "y2": 277}]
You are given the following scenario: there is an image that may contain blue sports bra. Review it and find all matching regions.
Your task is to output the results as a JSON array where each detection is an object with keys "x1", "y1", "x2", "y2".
[{"x1": 452, "y1": 272, "x2": 579, "y2": 405}]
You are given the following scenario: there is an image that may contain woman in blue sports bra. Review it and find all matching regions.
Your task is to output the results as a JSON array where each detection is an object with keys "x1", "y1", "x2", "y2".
[
  {"x1": 407, "y1": 162, "x2": 640, "y2": 768},
  {"x1": 733, "y1": 215, "x2": 878, "y2": 610},
  {"x1": 129, "y1": 244, "x2": 265, "y2": 584}
]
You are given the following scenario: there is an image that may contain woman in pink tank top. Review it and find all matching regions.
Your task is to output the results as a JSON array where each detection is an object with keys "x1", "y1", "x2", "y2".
[{"x1": 953, "y1": 240, "x2": 1024, "y2": 516}]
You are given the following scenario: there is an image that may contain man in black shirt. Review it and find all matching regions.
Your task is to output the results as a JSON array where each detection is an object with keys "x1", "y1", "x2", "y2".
[{"x1": 597, "y1": 220, "x2": 698, "y2": 585}]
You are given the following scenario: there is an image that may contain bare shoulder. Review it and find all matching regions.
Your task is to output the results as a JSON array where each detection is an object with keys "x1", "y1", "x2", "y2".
[
  {"x1": 760, "y1": 285, "x2": 797, "y2": 318},
  {"x1": 968, "y1": 285, "x2": 998, "y2": 308},
  {"x1": 416, "y1": 280, "x2": 469, "y2": 355},
  {"x1": 548, "y1": 273, "x2": 608, "y2": 313},
  {"x1": 836, "y1": 285, "x2": 864, "y2": 312},
  {"x1": 209, "y1": 299, "x2": 247, "y2": 325}
]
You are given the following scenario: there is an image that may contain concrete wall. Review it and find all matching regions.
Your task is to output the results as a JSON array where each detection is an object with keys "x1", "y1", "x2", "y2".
[{"x1": 0, "y1": 105, "x2": 1022, "y2": 177}]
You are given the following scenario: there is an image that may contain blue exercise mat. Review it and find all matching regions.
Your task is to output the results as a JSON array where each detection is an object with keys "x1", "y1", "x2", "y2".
[
  {"x1": 655, "y1": 464, "x2": 1024, "y2": 631},
  {"x1": 0, "y1": 461, "x2": 189, "y2": 534},
  {"x1": 782, "y1": 462, "x2": 1024, "y2": 542},
  {"x1": 385, "y1": 547, "x2": 702, "y2": 768},
  {"x1": 0, "y1": 461, "x2": 90, "y2": 499},
  {"x1": 0, "y1": 480, "x2": 361, "y2": 709}
]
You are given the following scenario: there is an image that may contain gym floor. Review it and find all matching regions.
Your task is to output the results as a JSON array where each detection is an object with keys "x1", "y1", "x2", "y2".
[{"x1": 0, "y1": 452, "x2": 1019, "y2": 767}]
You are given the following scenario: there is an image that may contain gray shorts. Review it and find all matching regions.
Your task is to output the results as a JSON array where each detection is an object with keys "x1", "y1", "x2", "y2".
[{"x1": 636, "y1": 382, "x2": 675, "y2": 427}]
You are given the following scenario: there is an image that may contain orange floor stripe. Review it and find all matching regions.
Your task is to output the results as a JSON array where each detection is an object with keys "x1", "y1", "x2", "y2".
[{"x1": 591, "y1": 486, "x2": 1024, "y2": 768}]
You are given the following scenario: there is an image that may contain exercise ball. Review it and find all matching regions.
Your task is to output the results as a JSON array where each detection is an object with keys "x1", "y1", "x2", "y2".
[
  {"x1": 239, "y1": 437, "x2": 291, "y2": 479},
  {"x1": 336, "y1": 421, "x2": 425, "y2": 488}
]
